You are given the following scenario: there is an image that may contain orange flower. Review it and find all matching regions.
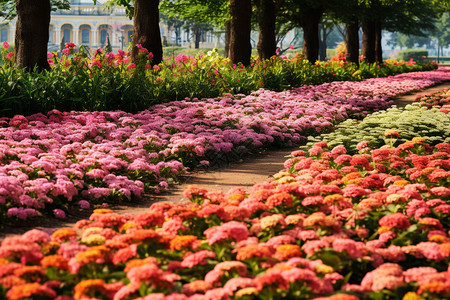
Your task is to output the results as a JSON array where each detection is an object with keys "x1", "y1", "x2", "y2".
[
  {"x1": 41, "y1": 255, "x2": 69, "y2": 270},
  {"x1": 92, "y1": 208, "x2": 113, "y2": 214},
  {"x1": 274, "y1": 245, "x2": 301, "y2": 261},
  {"x1": 0, "y1": 275, "x2": 26, "y2": 289},
  {"x1": 51, "y1": 228, "x2": 77, "y2": 242},
  {"x1": 74, "y1": 279, "x2": 106, "y2": 300},
  {"x1": 0, "y1": 258, "x2": 9, "y2": 265},
  {"x1": 170, "y1": 235, "x2": 199, "y2": 251},
  {"x1": 384, "y1": 129, "x2": 400, "y2": 138},
  {"x1": 418, "y1": 282, "x2": 450, "y2": 296},
  {"x1": 75, "y1": 245, "x2": 110, "y2": 264},
  {"x1": 236, "y1": 244, "x2": 272, "y2": 261},
  {"x1": 14, "y1": 265, "x2": 45, "y2": 281},
  {"x1": 42, "y1": 241, "x2": 60, "y2": 255},
  {"x1": 440, "y1": 243, "x2": 450, "y2": 256},
  {"x1": 6, "y1": 283, "x2": 56, "y2": 300}
]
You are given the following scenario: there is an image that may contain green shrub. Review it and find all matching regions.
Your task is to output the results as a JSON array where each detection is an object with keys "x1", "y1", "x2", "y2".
[
  {"x1": 304, "y1": 104, "x2": 450, "y2": 154},
  {"x1": 396, "y1": 49, "x2": 428, "y2": 62}
]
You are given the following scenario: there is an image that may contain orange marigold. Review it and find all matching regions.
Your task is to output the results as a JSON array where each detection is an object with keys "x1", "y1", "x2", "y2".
[
  {"x1": 51, "y1": 228, "x2": 77, "y2": 242},
  {"x1": 75, "y1": 245, "x2": 110, "y2": 264},
  {"x1": 42, "y1": 241, "x2": 60, "y2": 256},
  {"x1": 6, "y1": 283, "x2": 56, "y2": 300},
  {"x1": 41, "y1": 255, "x2": 69, "y2": 270},
  {"x1": 74, "y1": 279, "x2": 106, "y2": 300},
  {"x1": 236, "y1": 244, "x2": 272, "y2": 261},
  {"x1": 170, "y1": 235, "x2": 199, "y2": 251},
  {"x1": 92, "y1": 208, "x2": 113, "y2": 214},
  {"x1": 14, "y1": 265, "x2": 45, "y2": 281},
  {"x1": 274, "y1": 245, "x2": 301, "y2": 261},
  {"x1": 418, "y1": 282, "x2": 450, "y2": 295},
  {"x1": 0, "y1": 275, "x2": 26, "y2": 289},
  {"x1": 440, "y1": 243, "x2": 450, "y2": 257}
]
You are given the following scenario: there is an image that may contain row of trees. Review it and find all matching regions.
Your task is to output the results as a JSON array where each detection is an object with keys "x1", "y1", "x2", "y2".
[{"x1": 1, "y1": 0, "x2": 449, "y2": 71}]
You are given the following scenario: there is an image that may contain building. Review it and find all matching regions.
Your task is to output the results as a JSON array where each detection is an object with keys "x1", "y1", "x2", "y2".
[{"x1": 0, "y1": 0, "x2": 224, "y2": 53}]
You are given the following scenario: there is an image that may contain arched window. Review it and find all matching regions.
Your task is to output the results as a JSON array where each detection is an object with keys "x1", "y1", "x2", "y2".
[
  {"x1": 82, "y1": 29, "x2": 90, "y2": 44},
  {"x1": 0, "y1": 29, "x2": 7, "y2": 42},
  {"x1": 100, "y1": 30, "x2": 108, "y2": 45},
  {"x1": 63, "y1": 28, "x2": 71, "y2": 43}
]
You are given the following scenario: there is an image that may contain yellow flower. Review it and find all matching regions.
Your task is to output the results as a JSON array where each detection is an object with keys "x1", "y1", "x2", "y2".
[
  {"x1": 81, "y1": 234, "x2": 106, "y2": 245},
  {"x1": 393, "y1": 180, "x2": 409, "y2": 186},
  {"x1": 260, "y1": 214, "x2": 284, "y2": 230},
  {"x1": 377, "y1": 226, "x2": 392, "y2": 234},
  {"x1": 314, "y1": 264, "x2": 334, "y2": 274},
  {"x1": 402, "y1": 292, "x2": 424, "y2": 300},
  {"x1": 411, "y1": 137, "x2": 426, "y2": 144},
  {"x1": 235, "y1": 287, "x2": 259, "y2": 298}
]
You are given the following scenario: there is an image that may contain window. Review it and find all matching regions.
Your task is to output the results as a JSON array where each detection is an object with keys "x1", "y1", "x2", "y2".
[
  {"x1": 100, "y1": 30, "x2": 108, "y2": 45},
  {"x1": 0, "y1": 29, "x2": 7, "y2": 42},
  {"x1": 63, "y1": 28, "x2": 71, "y2": 43},
  {"x1": 82, "y1": 29, "x2": 89, "y2": 44},
  {"x1": 49, "y1": 29, "x2": 53, "y2": 43}
]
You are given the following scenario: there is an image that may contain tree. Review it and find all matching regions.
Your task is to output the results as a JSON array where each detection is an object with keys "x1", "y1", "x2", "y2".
[
  {"x1": 0, "y1": 0, "x2": 71, "y2": 70},
  {"x1": 229, "y1": 0, "x2": 252, "y2": 65},
  {"x1": 255, "y1": 0, "x2": 283, "y2": 60},
  {"x1": 107, "y1": 0, "x2": 162, "y2": 65}
]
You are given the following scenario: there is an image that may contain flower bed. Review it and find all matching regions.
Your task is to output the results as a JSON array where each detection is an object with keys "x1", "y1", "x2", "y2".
[
  {"x1": 0, "y1": 134, "x2": 448, "y2": 299},
  {"x1": 415, "y1": 88, "x2": 450, "y2": 114},
  {"x1": 0, "y1": 42, "x2": 438, "y2": 117},
  {"x1": 305, "y1": 104, "x2": 450, "y2": 154},
  {"x1": 1, "y1": 69, "x2": 450, "y2": 223}
]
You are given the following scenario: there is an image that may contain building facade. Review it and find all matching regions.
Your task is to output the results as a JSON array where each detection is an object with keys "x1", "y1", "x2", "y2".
[{"x1": 0, "y1": 0, "x2": 224, "y2": 53}]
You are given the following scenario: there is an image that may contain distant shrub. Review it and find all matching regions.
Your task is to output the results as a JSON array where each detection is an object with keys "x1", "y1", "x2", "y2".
[{"x1": 396, "y1": 49, "x2": 428, "y2": 62}]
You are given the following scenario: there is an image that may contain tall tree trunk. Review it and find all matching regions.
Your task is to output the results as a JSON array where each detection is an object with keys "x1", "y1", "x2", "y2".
[
  {"x1": 346, "y1": 20, "x2": 359, "y2": 65},
  {"x1": 229, "y1": 0, "x2": 252, "y2": 66},
  {"x1": 318, "y1": 23, "x2": 327, "y2": 61},
  {"x1": 132, "y1": 0, "x2": 162, "y2": 65},
  {"x1": 193, "y1": 25, "x2": 201, "y2": 49},
  {"x1": 256, "y1": 0, "x2": 277, "y2": 60},
  {"x1": 362, "y1": 20, "x2": 376, "y2": 63},
  {"x1": 299, "y1": 7, "x2": 324, "y2": 63},
  {"x1": 224, "y1": 21, "x2": 231, "y2": 58},
  {"x1": 14, "y1": 0, "x2": 51, "y2": 70},
  {"x1": 375, "y1": 21, "x2": 383, "y2": 64}
]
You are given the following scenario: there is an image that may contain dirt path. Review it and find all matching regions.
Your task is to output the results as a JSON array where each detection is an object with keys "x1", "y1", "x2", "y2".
[
  {"x1": 1, "y1": 81, "x2": 449, "y2": 239},
  {"x1": 393, "y1": 81, "x2": 450, "y2": 108}
]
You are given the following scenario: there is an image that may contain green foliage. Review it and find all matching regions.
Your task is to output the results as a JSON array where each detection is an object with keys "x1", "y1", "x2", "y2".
[
  {"x1": 396, "y1": 49, "x2": 428, "y2": 63},
  {"x1": 304, "y1": 104, "x2": 450, "y2": 154}
]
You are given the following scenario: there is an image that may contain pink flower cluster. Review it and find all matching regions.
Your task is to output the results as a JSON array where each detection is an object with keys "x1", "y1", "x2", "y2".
[{"x1": 415, "y1": 87, "x2": 450, "y2": 114}]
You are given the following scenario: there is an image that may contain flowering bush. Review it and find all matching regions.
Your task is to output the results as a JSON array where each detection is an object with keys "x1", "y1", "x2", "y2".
[
  {"x1": 0, "y1": 43, "x2": 438, "y2": 117},
  {"x1": 415, "y1": 88, "x2": 450, "y2": 114},
  {"x1": 305, "y1": 104, "x2": 450, "y2": 154},
  {"x1": 0, "y1": 135, "x2": 448, "y2": 299},
  {"x1": 0, "y1": 69, "x2": 449, "y2": 223}
]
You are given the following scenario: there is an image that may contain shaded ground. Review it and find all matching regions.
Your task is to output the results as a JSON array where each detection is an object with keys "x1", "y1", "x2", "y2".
[{"x1": 1, "y1": 81, "x2": 449, "y2": 239}]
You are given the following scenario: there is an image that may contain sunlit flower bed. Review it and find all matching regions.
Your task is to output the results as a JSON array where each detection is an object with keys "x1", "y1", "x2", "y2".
[
  {"x1": 305, "y1": 104, "x2": 450, "y2": 154},
  {"x1": 0, "y1": 69, "x2": 450, "y2": 223},
  {"x1": 415, "y1": 88, "x2": 450, "y2": 114},
  {"x1": 0, "y1": 135, "x2": 448, "y2": 299}
]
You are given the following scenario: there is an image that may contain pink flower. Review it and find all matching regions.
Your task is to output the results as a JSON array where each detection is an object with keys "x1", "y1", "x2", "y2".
[
  {"x1": 127, "y1": 63, "x2": 136, "y2": 70},
  {"x1": 3, "y1": 41, "x2": 9, "y2": 49},
  {"x1": 379, "y1": 213, "x2": 410, "y2": 230}
]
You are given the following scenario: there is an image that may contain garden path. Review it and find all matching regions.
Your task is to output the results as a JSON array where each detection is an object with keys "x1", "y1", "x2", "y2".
[{"x1": 1, "y1": 81, "x2": 449, "y2": 238}]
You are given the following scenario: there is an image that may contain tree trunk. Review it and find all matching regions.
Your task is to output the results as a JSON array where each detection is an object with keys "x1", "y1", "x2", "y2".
[
  {"x1": 14, "y1": 0, "x2": 51, "y2": 70},
  {"x1": 318, "y1": 23, "x2": 327, "y2": 61},
  {"x1": 229, "y1": 0, "x2": 252, "y2": 66},
  {"x1": 132, "y1": 0, "x2": 162, "y2": 65},
  {"x1": 362, "y1": 20, "x2": 376, "y2": 63},
  {"x1": 224, "y1": 21, "x2": 231, "y2": 58},
  {"x1": 375, "y1": 21, "x2": 383, "y2": 64},
  {"x1": 346, "y1": 20, "x2": 359, "y2": 65},
  {"x1": 256, "y1": 0, "x2": 277, "y2": 60},
  {"x1": 299, "y1": 7, "x2": 324, "y2": 63},
  {"x1": 193, "y1": 25, "x2": 201, "y2": 49}
]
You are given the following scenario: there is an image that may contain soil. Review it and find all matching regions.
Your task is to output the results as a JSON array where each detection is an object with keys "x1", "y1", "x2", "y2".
[{"x1": 1, "y1": 82, "x2": 449, "y2": 240}]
